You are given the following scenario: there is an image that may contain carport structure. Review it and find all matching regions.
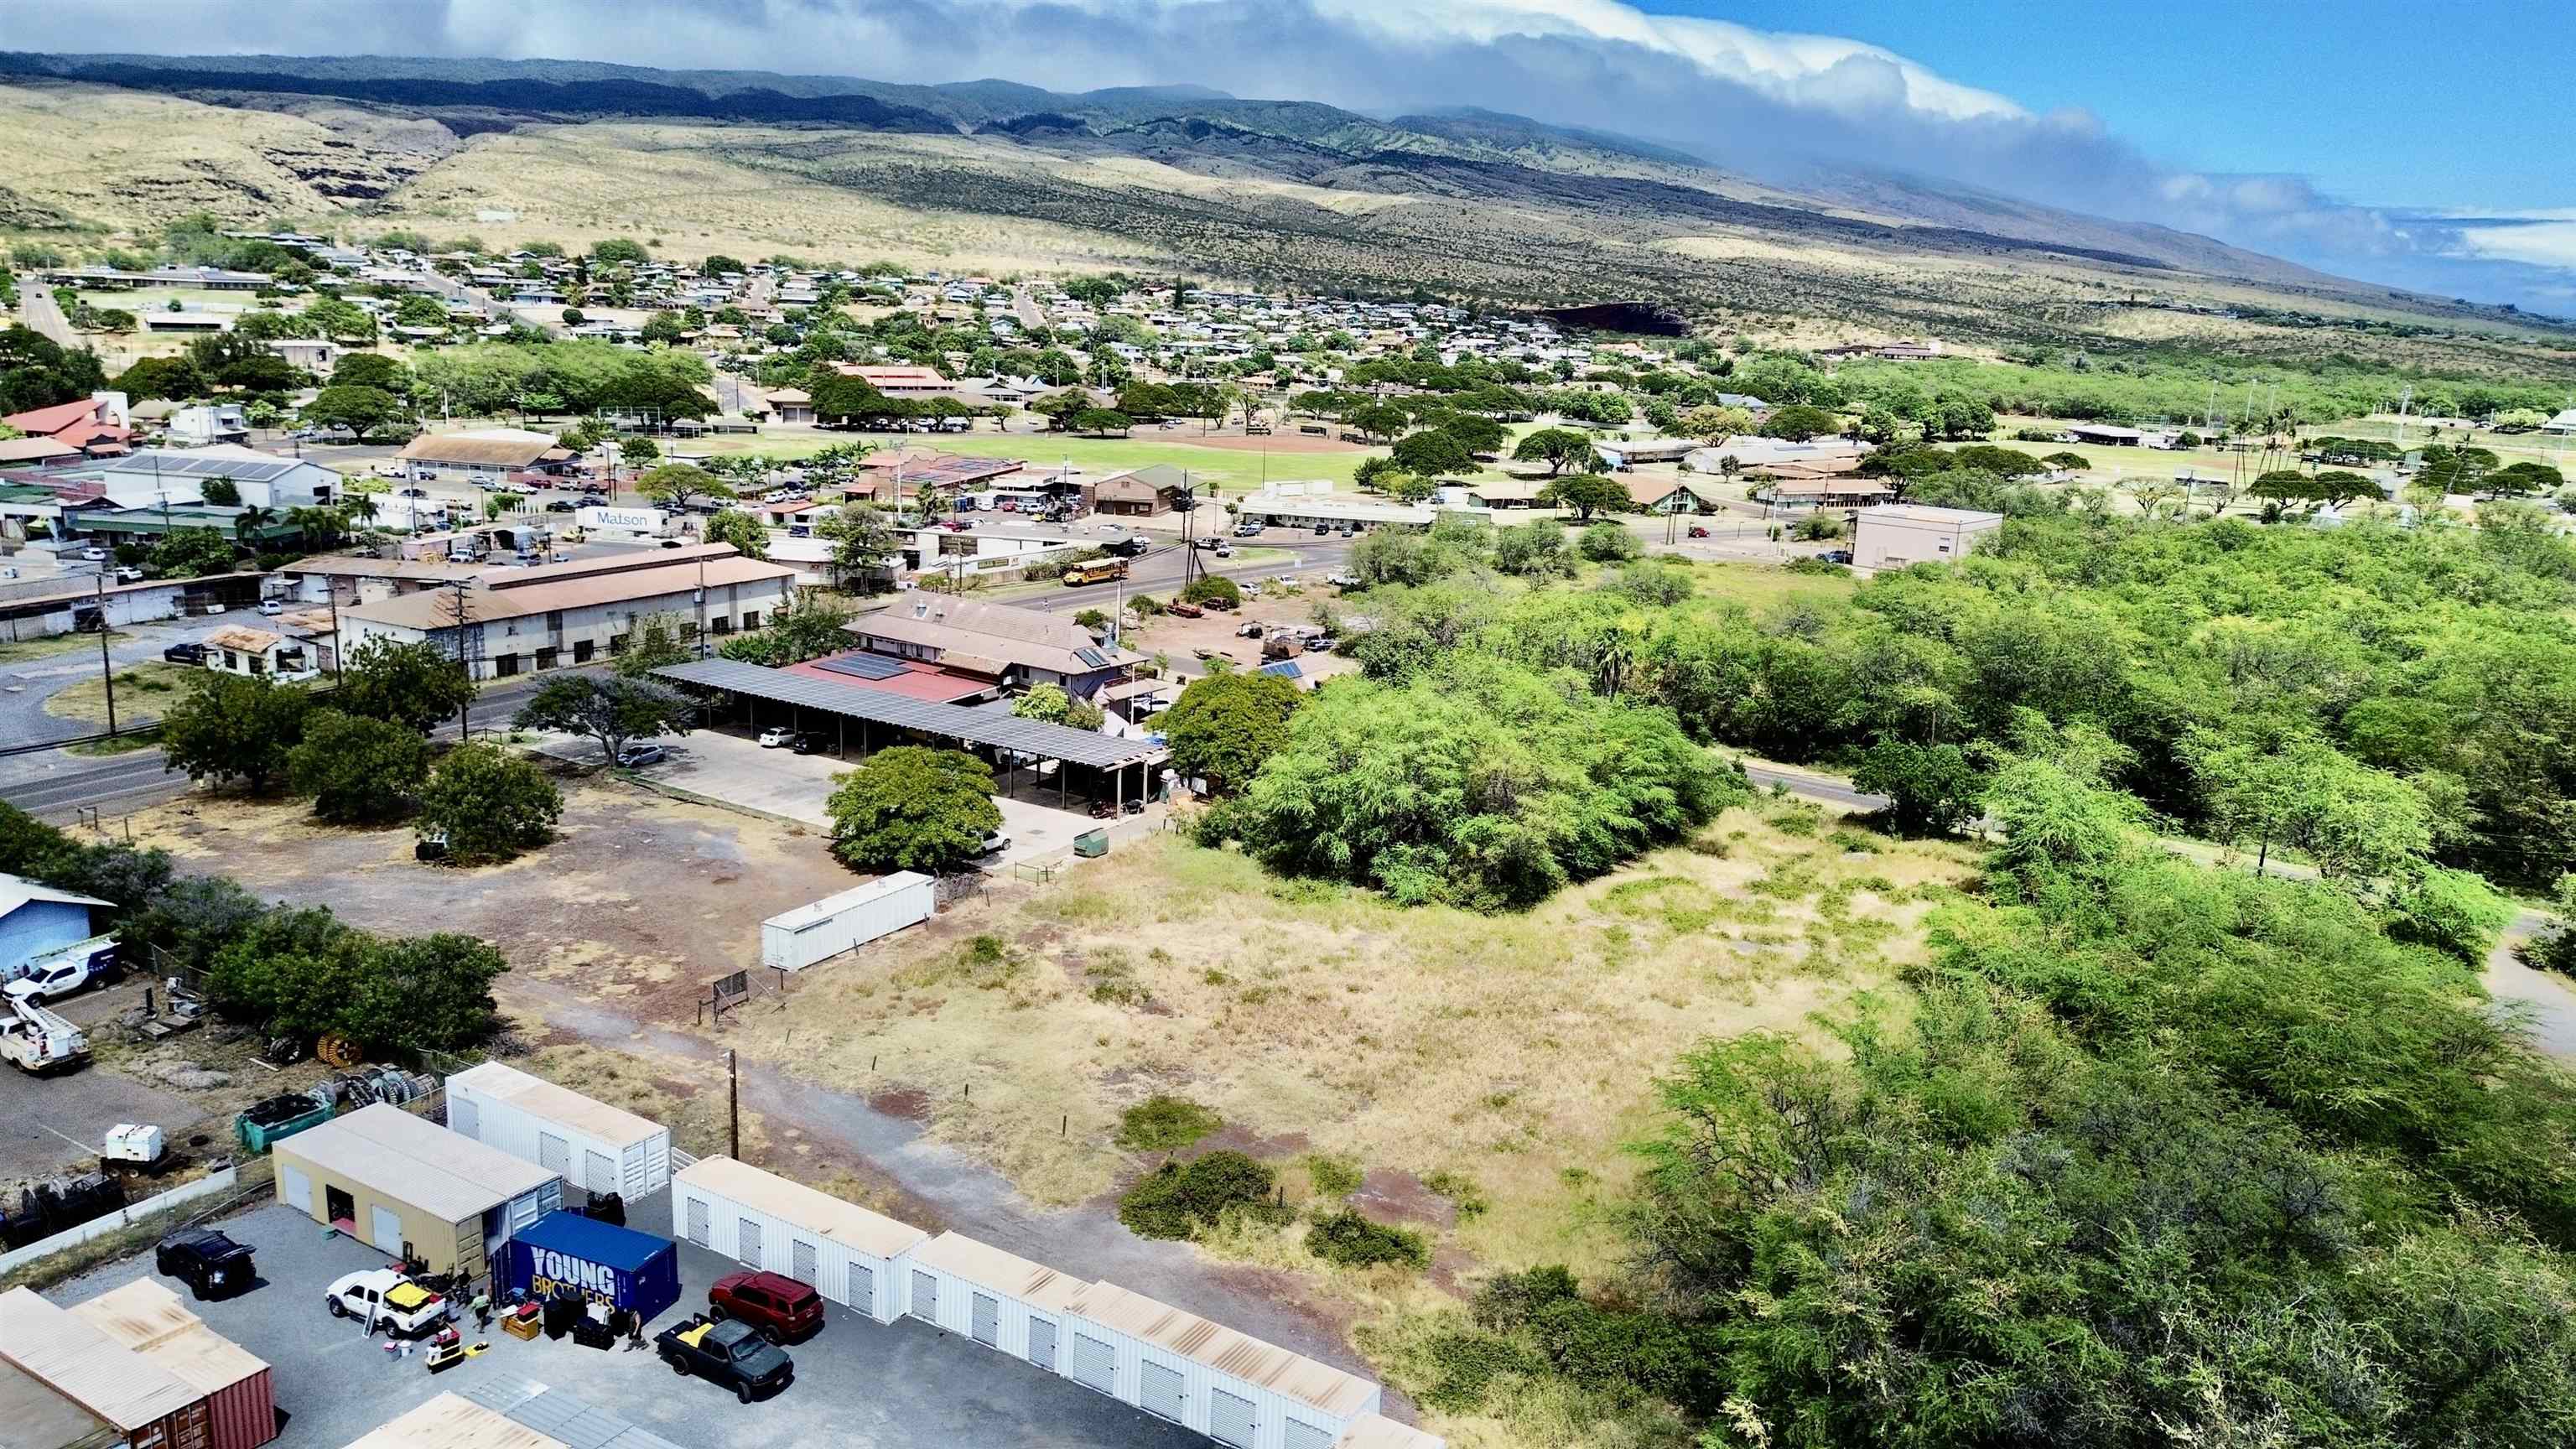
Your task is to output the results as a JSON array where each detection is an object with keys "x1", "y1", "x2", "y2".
[{"x1": 652, "y1": 657, "x2": 1168, "y2": 813}]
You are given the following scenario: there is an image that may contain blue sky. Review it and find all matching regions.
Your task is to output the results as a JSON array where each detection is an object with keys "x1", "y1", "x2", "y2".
[{"x1": 1660, "y1": 0, "x2": 2565, "y2": 210}]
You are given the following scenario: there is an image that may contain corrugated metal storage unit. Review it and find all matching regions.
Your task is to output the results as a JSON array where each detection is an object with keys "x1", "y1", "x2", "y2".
[
  {"x1": 1058, "y1": 1281, "x2": 1382, "y2": 1449},
  {"x1": 445, "y1": 1062, "x2": 673, "y2": 1199},
  {"x1": 904, "y1": 1231, "x2": 1092, "y2": 1368},
  {"x1": 0, "y1": 1285, "x2": 212, "y2": 1449},
  {"x1": 1332, "y1": 1415, "x2": 1446, "y2": 1449},
  {"x1": 759, "y1": 872, "x2": 935, "y2": 971},
  {"x1": 272, "y1": 1104, "x2": 562, "y2": 1279},
  {"x1": 70, "y1": 1280, "x2": 276, "y2": 1449},
  {"x1": 671, "y1": 1156, "x2": 929, "y2": 1323}
]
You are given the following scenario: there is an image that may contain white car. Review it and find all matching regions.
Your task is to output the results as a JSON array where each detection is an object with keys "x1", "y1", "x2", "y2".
[
  {"x1": 256, "y1": 600, "x2": 284, "y2": 616},
  {"x1": 757, "y1": 726, "x2": 799, "y2": 749},
  {"x1": 80, "y1": 547, "x2": 107, "y2": 562},
  {"x1": 325, "y1": 1270, "x2": 453, "y2": 1336},
  {"x1": 977, "y1": 830, "x2": 1011, "y2": 857},
  {"x1": 115, "y1": 566, "x2": 145, "y2": 582}
]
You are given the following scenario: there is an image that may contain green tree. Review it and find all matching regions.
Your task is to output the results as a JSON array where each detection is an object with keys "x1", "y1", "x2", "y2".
[
  {"x1": 1534, "y1": 468, "x2": 1623, "y2": 519},
  {"x1": 344, "y1": 934, "x2": 510, "y2": 1053},
  {"x1": 824, "y1": 746, "x2": 1002, "y2": 874},
  {"x1": 336, "y1": 636, "x2": 474, "y2": 733},
  {"x1": 160, "y1": 673, "x2": 311, "y2": 793},
  {"x1": 304, "y1": 384, "x2": 408, "y2": 439},
  {"x1": 1072, "y1": 408, "x2": 1133, "y2": 437},
  {"x1": 1161, "y1": 672, "x2": 1300, "y2": 794},
  {"x1": 608, "y1": 611, "x2": 693, "y2": 678},
  {"x1": 148, "y1": 527, "x2": 238, "y2": 579},
  {"x1": 328, "y1": 351, "x2": 408, "y2": 393},
  {"x1": 1513, "y1": 427, "x2": 1598, "y2": 476},
  {"x1": 815, "y1": 504, "x2": 900, "y2": 588},
  {"x1": 1680, "y1": 405, "x2": 1756, "y2": 447},
  {"x1": 590, "y1": 236, "x2": 650, "y2": 265},
  {"x1": 2188, "y1": 730, "x2": 2432, "y2": 881},
  {"x1": 1851, "y1": 739, "x2": 1987, "y2": 834},
  {"x1": 635, "y1": 463, "x2": 735, "y2": 512},
  {"x1": 1390, "y1": 429, "x2": 1476, "y2": 477},
  {"x1": 1576, "y1": 521, "x2": 1641, "y2": 562},
  {"x1": 1181, "y1": 574, "x2": 1243, "y2": 610},
  {"x1": 415, "y1": 742, "x2": 561, "y2": 862},
  {"x1": 1348, "y1": 403, "x2": 1410, "y2": 442},
  {"x1": 1492, "y1": 520, "x2": 1575, "y2": 578},
  {"x1": 703, "y1": 507, "x2": 770, "y2": 559},
  {"x1": 287, "y1": 710, "x2": 431, "y2": 823},
  {"x1": 1764, "y1": 403, "x2": 1841, "y2": 441},
  {"x1": 1010, "y1": 683, "x2": 1105, "y2": 731},
  {"x1": 199, "y1": 475, "x2": 241, "y2": 506},
  {"x1": 513, "y1": 674, "x2": 696, "y2": 764}
]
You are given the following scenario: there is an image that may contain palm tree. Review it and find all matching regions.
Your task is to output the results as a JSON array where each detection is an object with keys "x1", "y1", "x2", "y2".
[
  {"x1": 347, "y1": 491, "x2": 381, "y2": 527},
  {"x1": 233, "y1": 504, "x2": 278, "y2": 545}
]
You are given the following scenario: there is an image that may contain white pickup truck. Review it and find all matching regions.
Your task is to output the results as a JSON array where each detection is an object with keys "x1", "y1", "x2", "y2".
[
  {"x1": 1, "y1": 996, "x2": 89, "y2": 1073},
  {"x1": 4, "y1": 935, "x2": 119, "y2": 1007}
]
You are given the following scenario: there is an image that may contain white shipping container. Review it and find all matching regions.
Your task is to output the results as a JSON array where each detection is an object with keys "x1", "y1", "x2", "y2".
[
  {"x1": 1059, "y1": 1281, "x2": 1382, "y2": 1449},
  {"x1": 576, "y1": 505, "x2": 671, "y2": 535},
  {"x1": 760, "y1": 873, "x2": 935, "y2": 973},
  {"x1": 906, "y1": 1231, "x2": 1091, "y2": 1367},
  {"x1": 445, "y1": 1062, "x2": 673, "y2": 1200},
  {"x1": 671, "y1": 1156, "x2": 928, "y2": 1324}
]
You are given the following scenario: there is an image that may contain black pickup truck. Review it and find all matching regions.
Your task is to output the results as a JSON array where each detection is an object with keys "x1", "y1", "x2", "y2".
[
  {"x1": 156, "y1": 1227, "x2": 257, "y2": 1300},
  {"x1": 656, "y1": 1314, "x2": 794, "y2": 1403}
]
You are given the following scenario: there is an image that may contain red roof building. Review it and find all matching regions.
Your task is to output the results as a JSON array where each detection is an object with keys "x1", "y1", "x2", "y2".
[
  {"x1": 3, "y1": 397, "x2": 134, "y2": 458},
  {"x1": 784, "y1": 652, "x2": 995, "y2": 704}
]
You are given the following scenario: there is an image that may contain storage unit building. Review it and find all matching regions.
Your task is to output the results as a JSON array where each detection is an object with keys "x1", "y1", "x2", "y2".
[
  {"x1": 0, "y1": 1286, "x2": 213, "y2": 1449},
  {"x1": 69, "y1": 1280, "x2": 276, "y2": 1449},
  {"x1": 445, "y1": 1062, "x2": 673, "y2": 1200},
  {"x1": 759, "y1": 873, "x2": 936, "y2": 972},
  {"x1": 502, "y1": 1211, "x2": 683, "y2": 1328},
  {"x1": 671, "y1": 1156, "x2": 929, "y2": 1323},
  {"x1": 1333, "y1": 1415, "x2": 1448, "y2": 1449},
  {"x1": 1057, "y1": 1281, "x2": 1382, "y2": 1449},
  {"x1": 903, "y1": 1231, "x2": 1092, "y2": 1371},
  {"x1": 271, "y1": 1104, "x2": 562, "y2": 1280}
]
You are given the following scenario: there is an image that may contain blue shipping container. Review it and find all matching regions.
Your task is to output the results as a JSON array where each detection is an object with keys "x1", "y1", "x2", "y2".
[{"x1": 503, "y1": 1210, "x2": 683, "y2": 1327}]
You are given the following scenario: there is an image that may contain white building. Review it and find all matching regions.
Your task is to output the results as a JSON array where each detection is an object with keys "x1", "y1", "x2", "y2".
[
  {"x1": 198, "y1": 624, "x2": 318, "y2": 681},
  {"x1": 164, "y1": 404, "x2": 252, "y2": 448},
  {"x1": 1852, "y1": 504, "x2": 2004, "y2": 570},
  {"x1": 340, "y1": 548, "x2": 798, "y2": 679}
]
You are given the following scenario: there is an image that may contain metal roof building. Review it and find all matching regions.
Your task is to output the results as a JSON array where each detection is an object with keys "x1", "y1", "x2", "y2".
[
  {"x1": 70, "y1": 1280, "x2": 276, "y2": 1449},
  {"x1": 652, "y1": 658, "x2": 1166, "y2": 794},
  {"x1": 0, "y1": 1286, "x2": 209, "y2": 1449},
  {"x1": 272, "y1": 1103, "x2": 563, "y2": 1279}
]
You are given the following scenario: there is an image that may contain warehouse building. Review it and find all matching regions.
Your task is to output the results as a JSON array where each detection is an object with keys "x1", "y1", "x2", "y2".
[
  {"x1": 0, "y1": 1285, "x2": 216, "y2": 1449},
  {"x1": 69, "y1": 1280, "x2": 276, "y2": 1449},
  {"x1": 445, "y1": 1062, "x2": 674, "y2": 1200},
  {"x1": 671, "y1": 1156, "x2": 928, "y2": 1323},
  {"x1": 272, "y1": 1103, "x2": 562, "y2": 1279},
  {"x1": 1852, "y1": 503, "x2": 2004, "y2": 570}
]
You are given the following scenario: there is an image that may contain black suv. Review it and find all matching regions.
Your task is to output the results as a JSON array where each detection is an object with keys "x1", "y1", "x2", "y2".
[
  {"x1": 163, "y1": 641, "x2": 208, "y2": 665},
  {"x1": 156, "y1": 1227, "x2": 256, "y2": 1300}
]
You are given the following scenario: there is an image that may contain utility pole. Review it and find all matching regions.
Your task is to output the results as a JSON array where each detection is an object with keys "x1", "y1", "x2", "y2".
[
  {"x1": 327, "y1": 588, "x2": 342, "y2": 683},
  {"x1": 448, "y1": 579, "x2": 472, "y2": 740},
  {"x1": 726, "y1": 1048, "x2": 740, "y2": 1160},
  {"x1": 694, "y1": 556, "x2": 709, "y2": 657},
  {"x1": 92, "y1": 575, "x2": 117, "y2": 739}
]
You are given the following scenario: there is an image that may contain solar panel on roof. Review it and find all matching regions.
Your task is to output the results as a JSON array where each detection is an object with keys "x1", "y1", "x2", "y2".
[
  {"x1": 813, "y1": 653, "x2": 908, "y2": 682},
  {"x1": 1073, "y1": 647, "x2": 1110, "y2": 668},
  {"x1": 1259, "y1": 660, "x2": 1304, "y2": 678}
]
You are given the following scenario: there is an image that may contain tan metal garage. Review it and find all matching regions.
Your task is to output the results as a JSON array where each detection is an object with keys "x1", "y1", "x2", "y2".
[{"x1": 272, "y1": 1104, "x2": 561, "y2": 1280}]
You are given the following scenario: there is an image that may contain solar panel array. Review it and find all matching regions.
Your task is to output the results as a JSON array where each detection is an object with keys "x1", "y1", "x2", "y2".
[
  {"x1": 655, "y1": 657, "x2": 1164, "y2": 769},
  {"x1": 118, "y1": 453, "x2": 303, "y2": 482},
  {"x1": 811, "y1": 652, "x2": 909, "y2": 682}
]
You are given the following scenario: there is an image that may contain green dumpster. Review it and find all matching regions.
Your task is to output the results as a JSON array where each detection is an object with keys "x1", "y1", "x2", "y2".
[{"x1": 1073, "y1": 829, "x2": 1109, "y2": 859}]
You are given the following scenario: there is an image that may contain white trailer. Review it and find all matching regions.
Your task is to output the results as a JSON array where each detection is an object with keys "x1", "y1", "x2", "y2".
[
  {"x1": 445, "y1": 1061, "x2": 673, "y2": 1199},
  {"x1": 671, "y1": 1156, "x2": 927, "y2": 1323},
  {"x1": 759, "y1": 873, "x2": 935, "y2": 973},
  {"x1": 905, "y1": 1230, "x2": 1091, "y2": 1371},
  {"x1": 576, "y1": 505, "x2": 672, "y2": 536}
]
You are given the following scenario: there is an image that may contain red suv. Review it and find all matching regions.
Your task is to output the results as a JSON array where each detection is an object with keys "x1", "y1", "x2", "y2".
[{"x1": 709, "y1": 1271, "x2": 824, "y2": 1343}]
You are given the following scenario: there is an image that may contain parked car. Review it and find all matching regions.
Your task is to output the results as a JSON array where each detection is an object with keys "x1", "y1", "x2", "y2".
[
  {"x1": 1166, "y1": 600, "x2": 1205, "y2": 618},
  {"x1": 787, "y1": 525, "x2": 811, "y2": 538},
  {"x1": 551, "y1": 550, "x2": 571, "y2": 563},
  {"x1": 325, "y1": 1270, "x2": 451, "y2": 1337},
  {"x1": 156, "y1": 1228, "x2": 255, "y2": 1301},
  {"x1": 256, "y1": 600, "x2": 284, "y2": 615},
  {"x1": 114, "y1": 565, "x2": 145, "y2": 582},
  {"x1": 1687, "y1": 526, "x2": 1711, "y2": 538},
  {"x1": 709, "y1": 1271, "x2": 824, "y2": 1344},
  {"x1": 977, "y1": 829, "x2": 1011, "y2": 857},
  {"x1": 1312, "y1": 523, "x2": 1331, "y2": 535},
  {"x1": 396, "y1": 487, "x2": 428, "y2": 498},
  {"x1": 1235, "y1": 621, "x2": 1266, "y2": 638},
  {"x1": 1324, "y1": 571, "x2": 1361, "y2": 588},
  {"x1": 1819, "y1": 549, "x2": 1854, "y2": 565},
  {"x1": 656, "y1": 1314, "x2": 795, "y2": 1403},
  {"x1": 615, "y1": 744, "x2": 668, "y2": 768},
  {"x1": 1337, "y1": 525, "x2": 1355, "y2": 538},
  {"x1": 756, "y1": 727, "x2": 803, "y2": 749},
  {"x1": 1192, "y1": 536, "x2": 1223, "y2": 550},
  {"x1": 164, "y1": 641, "x2": 207, "y2": 665},
  {"x1": 1233, "y1": 523, "x2": 1261, "y2": 538},
  {"x1": 80, "y1": 547, "x2": 107, "y2": 561},
  {"x1": 545, "y1": 500, "x2": 579, "y2": 512},
  {"x1": 1305, "y1": 636, "x2": 1338, "y2": 653}
]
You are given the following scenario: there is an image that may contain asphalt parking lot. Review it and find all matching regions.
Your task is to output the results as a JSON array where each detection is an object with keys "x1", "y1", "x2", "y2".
[
  {"x1": 0, "y1": 979, "x2": 205, "y2": 1182},
  {"x1": 50, "y1": 1187, "x2": 1204, "y2": 1449}
]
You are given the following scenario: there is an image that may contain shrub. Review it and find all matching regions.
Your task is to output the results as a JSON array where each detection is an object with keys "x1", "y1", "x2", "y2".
[
  {"x1": 1115, "y1": 1095, "x2": 1223, "y2": 1153},
  {"x1": 1303, "y1": 1153, "x2": 1363, "y2": 1199},
  {"x1": 1181, "y1": 574, "x2": 1243, "y2": 610},
  {"x1": 287, "y1": 710, "x2": 430, "y2": 823},
  {"x1": 1783, "y1": 556, "x2": 1850, "y2": 576},
  {"x1": 1576, "y1": 521, "x2": 1640, "y2": 563},
  {"x1": 415, "y1": 742, "x2": 561, "y2": 862},
  {"x1": 1117, "y1": 1150, "x2": 1278, "y2": 1239},
  {"x1": 1305, "y1": 1208, "x2": 1429, "y2": 1270}
]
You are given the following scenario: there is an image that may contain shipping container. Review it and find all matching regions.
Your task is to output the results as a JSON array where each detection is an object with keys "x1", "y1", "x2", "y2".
[
  {"x1": 760, "y1": 874, "x2": 936, "y2": 972},
  {"x1": 1057, "y1": 1280, "x2": 1381, "y2": 1449},
  {"x1": 671, "y1": 1157, "x2": 928, "y2": 1323},
  {"x1": 904, "y1": 1231, "x2": 1091, "y2": 1369},
  {"x1": 0, "y1": 1285, "x2": 214, "y2": 1449},
  {"x1": 502, "y1": 1210, "x2": 682, "y2": 1328},
  {"x1": 446, "y1": 1061, "x2": 673, "y2": 1199},
  {"x1": 69, "y1": 1280, "x2": 276, "y2": 1449}
]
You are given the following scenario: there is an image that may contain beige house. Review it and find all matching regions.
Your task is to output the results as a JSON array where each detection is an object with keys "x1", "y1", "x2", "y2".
[
  {"x1": 272, "y1": 1103, "x2": 562, "y2": 1279},
  {"x1": 339, "y1": 549, "x2": 797, "y2": 680},
  {"x1": 200, "y1": 625, "x2": 316, "y2": 680},
  {"x1": 1852, "y1": 504, "x2": 2004, "y2": 570}
]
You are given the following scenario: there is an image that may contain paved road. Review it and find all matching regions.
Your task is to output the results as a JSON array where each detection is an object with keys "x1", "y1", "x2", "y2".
[
  {"x1": 16, "y1": 274, "x2": 78, "y2": 347},
  {"x1": 0, "y1": 668, "x2": 577, "y2": 817},
  {"x1": 1015, "y1": 530, "x2": 1356, "y2": 616}
]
